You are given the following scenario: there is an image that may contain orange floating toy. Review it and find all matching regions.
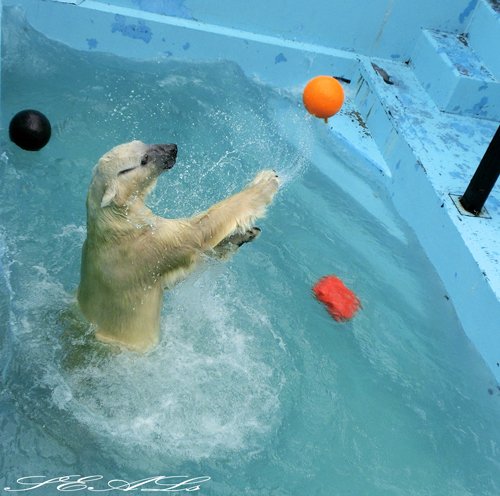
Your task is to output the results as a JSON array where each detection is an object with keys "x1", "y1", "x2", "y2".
[
  {"x1": 312, "y1": 275, "x2": 360, "y2": 322},
  {"x1": 303, "y1": 76, "x2": 345, "y2": 123}
]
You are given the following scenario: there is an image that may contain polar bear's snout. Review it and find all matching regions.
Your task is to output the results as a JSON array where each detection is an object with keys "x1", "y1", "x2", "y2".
[{"x1": 148, "y1": 143, "x2": 177, "y2": 171}]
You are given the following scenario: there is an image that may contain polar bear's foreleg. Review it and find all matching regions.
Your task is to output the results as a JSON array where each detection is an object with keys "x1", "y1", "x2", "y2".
[{"x1": 189, "y1": 170, "x2": 278, "y2": 251}]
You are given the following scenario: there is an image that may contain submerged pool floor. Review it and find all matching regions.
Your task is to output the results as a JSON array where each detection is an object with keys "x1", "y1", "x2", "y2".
[{"x1": 1, "y1": 11, "x2": 500, "y2": 495}]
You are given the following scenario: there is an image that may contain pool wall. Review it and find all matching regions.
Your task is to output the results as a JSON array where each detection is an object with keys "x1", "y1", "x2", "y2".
[
  {"x1": 71, "y1": 0, "x2": 487, "y2": 61},
  {"x1": 1, "y1": 0, "x2": 500, "y2": 381}
]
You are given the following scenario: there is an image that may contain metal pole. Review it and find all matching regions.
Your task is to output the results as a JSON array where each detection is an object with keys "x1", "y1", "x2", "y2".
[{"x1": 460, "y1": 125, "x2": 500, "y2": 216}]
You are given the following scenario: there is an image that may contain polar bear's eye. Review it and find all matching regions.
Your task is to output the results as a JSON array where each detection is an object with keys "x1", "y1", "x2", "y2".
[
  {"x1": 140, "y1": 154, "x2": 149, "y2": 166},
  {"x1": 118, "y1": 167, "x2": 137, "y2": 175}
]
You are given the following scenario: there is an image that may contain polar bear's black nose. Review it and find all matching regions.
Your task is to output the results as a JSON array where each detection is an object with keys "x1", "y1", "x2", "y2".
[
  {"x1": 151, "y1": 143, "x2": 177, "y2": 156},
  {"x1": 149, "y1": 143, "x2": 177, "y2": 170}
]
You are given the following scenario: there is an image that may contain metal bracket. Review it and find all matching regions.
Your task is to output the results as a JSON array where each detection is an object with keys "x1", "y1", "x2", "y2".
[{"x1": 449, "y1": 194, "x2": 491, "y2": 219}]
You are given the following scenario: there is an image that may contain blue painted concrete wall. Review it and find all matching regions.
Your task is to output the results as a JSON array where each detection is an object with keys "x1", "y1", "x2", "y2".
[{"x1": 106, "y1": 0, "x2": 481, "y2": 60}]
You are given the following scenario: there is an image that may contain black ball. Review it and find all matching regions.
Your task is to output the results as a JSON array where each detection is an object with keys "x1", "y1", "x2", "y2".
[{"x1": 9, "y1": 109, "x2": 52, "y2": 151}]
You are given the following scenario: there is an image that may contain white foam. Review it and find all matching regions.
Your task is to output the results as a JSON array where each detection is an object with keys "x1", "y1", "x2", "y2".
[
  {"x1": 56, "y1": 267, "x2": 285, "y2": 461},
  {"x1": 5, "y1": 267, "x2": 284, "y2": 464}
]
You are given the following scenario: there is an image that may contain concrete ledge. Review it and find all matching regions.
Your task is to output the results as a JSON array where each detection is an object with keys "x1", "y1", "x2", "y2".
[
  {"x1": 412, "y1": 29, "x2": 500, "y2": 120},
  {"x1": 467, "y1": 0, "x2": 500, "y2": 78}
]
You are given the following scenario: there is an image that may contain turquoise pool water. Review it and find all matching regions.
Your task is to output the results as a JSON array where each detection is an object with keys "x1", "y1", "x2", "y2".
[{"x1": 1, "y1": 9, "x2": 500, "y2": 495}]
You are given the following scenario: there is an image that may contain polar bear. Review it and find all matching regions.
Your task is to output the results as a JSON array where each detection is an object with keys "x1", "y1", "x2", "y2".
[{"x1": 77, "y1": 140, "x2": 279, "y2": 352}]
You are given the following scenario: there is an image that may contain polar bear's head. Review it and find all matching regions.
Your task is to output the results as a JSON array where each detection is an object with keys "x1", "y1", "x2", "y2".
[{"x1": 88, "y1": 140, "x2": 177, "y2": 210}]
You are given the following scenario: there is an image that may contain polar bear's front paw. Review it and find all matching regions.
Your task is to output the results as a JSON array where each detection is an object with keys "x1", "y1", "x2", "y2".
[
  {"x1": 212, "y1": 227, "x2": 261, "y2": 259},
  {"x1": 225, "y1": 226, "x2": 261, "y2": 247},
  {"x1": 250, "y1": 170, "x2": 279, "y2": 202}
]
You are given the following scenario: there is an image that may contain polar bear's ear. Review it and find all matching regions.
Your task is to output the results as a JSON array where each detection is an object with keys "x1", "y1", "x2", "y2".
[{"x1": 100, "y1": 181, "x2": 118, "y2": 208}]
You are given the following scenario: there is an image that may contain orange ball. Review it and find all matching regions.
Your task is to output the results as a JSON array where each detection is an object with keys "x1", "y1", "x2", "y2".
[{"x1": 303, "y1": 76, "x2": 345, "y2": 122}]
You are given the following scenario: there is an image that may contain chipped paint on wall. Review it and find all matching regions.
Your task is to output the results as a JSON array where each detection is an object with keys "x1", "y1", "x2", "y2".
[{"x1": 111, "y1": 14, "x2": 152, "y2": 43}]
